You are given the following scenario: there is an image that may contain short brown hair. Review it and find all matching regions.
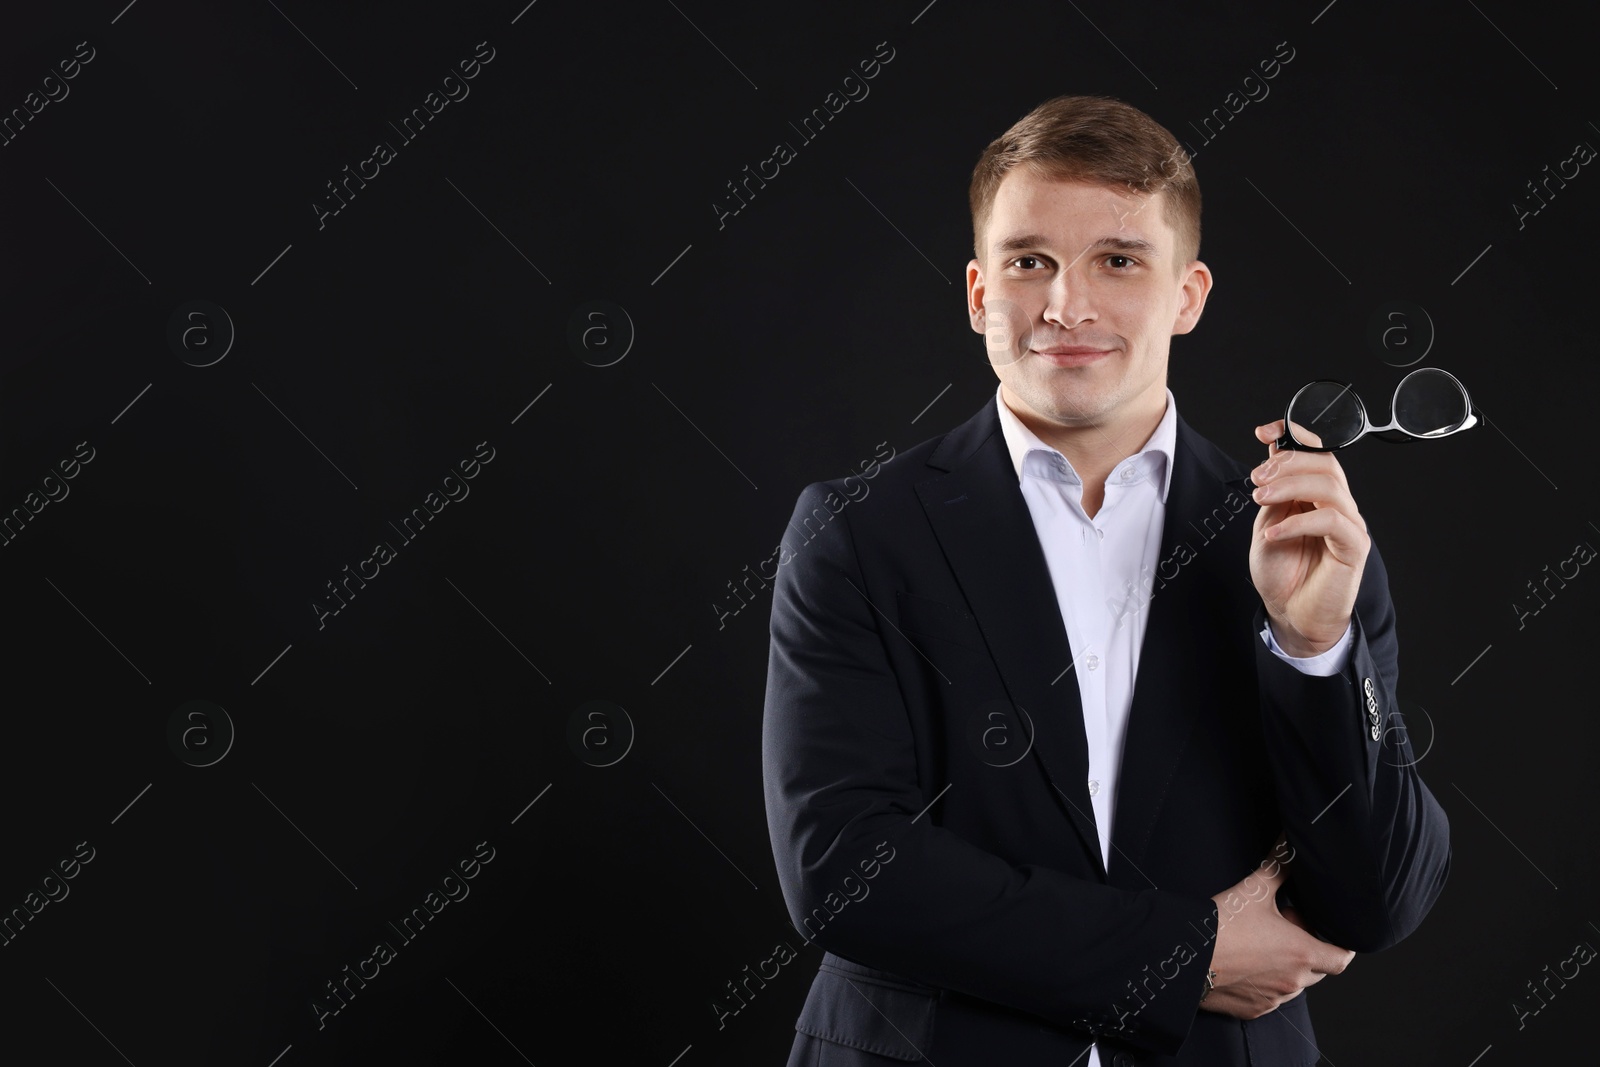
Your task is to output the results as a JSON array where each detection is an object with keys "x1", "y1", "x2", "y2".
[{"x1": 969, "y1": 94, "x2": 1200, "y2": 269}]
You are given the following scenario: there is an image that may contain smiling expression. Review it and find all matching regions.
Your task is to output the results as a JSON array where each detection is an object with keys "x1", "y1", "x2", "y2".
[{"x1": 967, "y1": 171, "x2": 1213, "y2": 454}]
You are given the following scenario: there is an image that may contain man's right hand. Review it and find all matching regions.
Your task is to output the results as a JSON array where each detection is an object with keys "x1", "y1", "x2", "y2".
[{"x1": 1200, "y1": 843, "x2": 1356, "y2": 1020}]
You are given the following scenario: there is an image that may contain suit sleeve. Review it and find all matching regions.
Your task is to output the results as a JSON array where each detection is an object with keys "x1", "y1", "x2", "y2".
[
  {"x1": 1251, "y1": 533, "x2": 1451, "y2": 953},
  {"x1": 763, "y1": 482, "x2": 1218, "y2": 1054}
]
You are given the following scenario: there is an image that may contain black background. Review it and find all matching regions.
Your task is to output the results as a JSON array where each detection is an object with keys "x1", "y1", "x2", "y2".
[{"x1": 1, "y1": 1, "x2": 1595, "y2": 1064}]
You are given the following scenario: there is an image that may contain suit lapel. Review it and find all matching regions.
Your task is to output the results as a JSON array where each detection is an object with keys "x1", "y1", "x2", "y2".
[
  {"x1": 1104, "y1": 415, "x2": 1256, "y2": 889},
  {"x1": 914, "y1": 395, "x2": 1255, "y2": 887},
  {"x1": 915, "y1": 397, "x2": 1103, "y2": 877}
]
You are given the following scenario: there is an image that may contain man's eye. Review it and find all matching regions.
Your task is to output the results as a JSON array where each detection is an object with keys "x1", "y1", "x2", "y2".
[
  {"x1": 1011, "y1": 255, "x2": 1043, "y2": 270},
  {"x1": 1105, "y1": 255, "x2": 1134, "y2": 269}
]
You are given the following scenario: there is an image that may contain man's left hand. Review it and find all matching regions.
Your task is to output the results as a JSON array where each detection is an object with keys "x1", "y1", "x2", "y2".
[{"x1": 1247, "y1": 419, "x2": 1369, "y2": 657}]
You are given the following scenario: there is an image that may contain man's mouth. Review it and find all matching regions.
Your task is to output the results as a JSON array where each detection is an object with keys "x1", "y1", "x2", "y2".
[{"x1": 1032, "y1": 346, "x2": 1111, "y2": 366}]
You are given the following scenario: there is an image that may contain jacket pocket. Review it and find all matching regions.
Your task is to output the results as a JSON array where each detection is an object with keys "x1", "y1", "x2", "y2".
[{"x1": 794, "y1": 956, "x2": 940, "y2": 1061}]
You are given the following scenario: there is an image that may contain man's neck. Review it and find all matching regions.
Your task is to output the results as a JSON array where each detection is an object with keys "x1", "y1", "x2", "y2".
[{"x1": 1001, "y1": 384, "x2": 1167, "y2": 517}]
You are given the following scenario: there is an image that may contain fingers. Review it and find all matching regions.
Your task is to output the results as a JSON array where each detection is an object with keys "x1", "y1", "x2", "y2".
[
  {"x1": 1252, "y1": 444, "x2": 1351, "y2": 497},
  {"x1": 1258, "y1": 417, "x2": 1335, "y2": 449},
  {"x1": 1251, "y1": 447, "x2": 1358, "y2": 547},
  {"x1": 1250, "y1": 457, "x2": 1368, "y2": 554},
  {"x1": 1284, "y1": 419, "x2": 1324, "y2": 449},
  {"x1": 1260, "y1": 505, "x2": 1370, "y2": 564},
  {"x1": 1252, "y1": 470, "x2": 1352, "y2": 511},
  {"x1": 1256, "y1": 421, "x2": 1288, "y2": 466}
]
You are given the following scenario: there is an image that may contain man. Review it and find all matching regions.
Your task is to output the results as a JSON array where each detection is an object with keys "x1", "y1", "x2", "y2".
[{"x1": 762, "y1": 95, "x2": 1449, "y2": 1066}]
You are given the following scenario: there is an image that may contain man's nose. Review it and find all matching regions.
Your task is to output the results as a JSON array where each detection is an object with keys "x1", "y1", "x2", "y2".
[{"x1": 1043, "y1": 273, "x2": 1095, "y2": 328}]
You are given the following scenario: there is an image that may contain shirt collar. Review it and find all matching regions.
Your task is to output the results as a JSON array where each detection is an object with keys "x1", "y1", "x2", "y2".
[{"x1": 994, "y1": 381, "x2": 1178, "y2": 503}]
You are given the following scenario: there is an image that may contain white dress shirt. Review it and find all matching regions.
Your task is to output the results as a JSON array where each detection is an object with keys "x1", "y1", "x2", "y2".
[{"x1": 993, "y1": 383, "x2": 1353, "y2": 1066}]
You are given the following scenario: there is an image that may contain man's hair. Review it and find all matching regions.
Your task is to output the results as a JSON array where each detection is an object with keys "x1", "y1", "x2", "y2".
[{"x1": 968, "y1": 94, "x2": 1200, "y2": 269}]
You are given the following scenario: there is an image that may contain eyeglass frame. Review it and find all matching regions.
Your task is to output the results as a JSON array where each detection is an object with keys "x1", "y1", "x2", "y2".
[{"x1": 1273, "y1": 367, "x2": 1479, "y2": 452}]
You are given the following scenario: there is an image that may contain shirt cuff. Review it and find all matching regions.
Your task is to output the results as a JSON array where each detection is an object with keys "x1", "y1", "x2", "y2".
[{"x1": 1259, "y1": 618, "x2": 1355, "y2": 677}]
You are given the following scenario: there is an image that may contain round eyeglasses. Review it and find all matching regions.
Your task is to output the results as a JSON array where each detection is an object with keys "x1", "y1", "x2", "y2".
[{"x1": 1274, "y1": 367, "x2": 1479, "y2": 452}]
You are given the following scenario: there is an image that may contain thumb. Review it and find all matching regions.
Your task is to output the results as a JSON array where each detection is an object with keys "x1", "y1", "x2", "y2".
[
  {"x1": 1255, "y1": 849, "x2": 1289, "y2": 889},
  {"x1": 1281, "y1": 906, "x2": 1355, "y2": 974},
  {"x1": 1258, "y1": 832, "x2": 1293, "y2": 884},
  {"x1": 1311, "y1": 937, "x2": 1356, "y2": 977}
]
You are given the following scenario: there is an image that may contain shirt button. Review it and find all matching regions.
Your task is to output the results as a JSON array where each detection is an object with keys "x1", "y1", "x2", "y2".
[
  {"x1": 1121, "y1": 467, "x2": 1135, "y2": 481},
  {"x1": 1095, "y1": 526, "x2": 1105, "y2": 540},
  {"x1": 1085, "y1": 654, "x2": 1099, "y2": 670},
  {"x1": 1088, "y1": 779, "x2": 1100, "y2": 796}
]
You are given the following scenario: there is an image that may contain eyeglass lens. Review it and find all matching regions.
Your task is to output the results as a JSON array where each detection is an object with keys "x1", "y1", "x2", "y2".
[
  {"x1": 1393, "y1": 368, "x2": 1471, "y2": 438},
  {"x1": 1286, "y1": 369, "x2": 1470, "y2": 448},
  {"x1": 1287, "y1": 382, "x2": 1364, "y2": 448}
]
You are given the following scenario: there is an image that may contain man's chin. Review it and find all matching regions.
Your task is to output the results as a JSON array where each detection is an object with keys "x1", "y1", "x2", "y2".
[
  {"x1": 1029, "y1": 383, "x2": 1111, "y2": 422},
  {"x1": 1025, "y1": 400, "x2": 1110, "y2": 428}
]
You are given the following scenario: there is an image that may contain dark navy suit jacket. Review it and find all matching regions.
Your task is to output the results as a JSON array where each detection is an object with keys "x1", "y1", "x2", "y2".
[{"x1": 762, "y1": 393, "x2": 1450, "y2": 1066}]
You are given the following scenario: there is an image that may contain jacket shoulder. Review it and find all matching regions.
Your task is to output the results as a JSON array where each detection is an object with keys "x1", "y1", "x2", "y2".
[
  {"x1": 1176, "y1": 412, "x2": 1256, "y2": 486},
  {"x1": 792, "y1": 420, "x2": 967, "y2": 504}
]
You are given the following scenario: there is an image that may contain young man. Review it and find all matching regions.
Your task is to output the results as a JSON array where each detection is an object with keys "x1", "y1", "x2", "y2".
[{"x1": 762, "y1": 95, "x2": 1450, "y2": 1066}]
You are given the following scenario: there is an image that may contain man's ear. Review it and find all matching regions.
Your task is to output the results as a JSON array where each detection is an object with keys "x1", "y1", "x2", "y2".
[
  {"x1": 1172, "y1": 260, "x2": 1213, "y2": 336},
  {"x1": 967, "y1": 258, "x2": 986, "y2": 334}
]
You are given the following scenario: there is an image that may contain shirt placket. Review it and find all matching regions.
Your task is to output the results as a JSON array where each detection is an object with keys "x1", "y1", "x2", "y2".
[{"x1": 1075, "y1": 491, "x2": 1116, "y2": 865}]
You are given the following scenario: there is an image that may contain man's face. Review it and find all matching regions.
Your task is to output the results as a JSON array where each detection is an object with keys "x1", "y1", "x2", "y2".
[{"x1": 967, "y1": 171, "x2": 1211, "y2": 447}]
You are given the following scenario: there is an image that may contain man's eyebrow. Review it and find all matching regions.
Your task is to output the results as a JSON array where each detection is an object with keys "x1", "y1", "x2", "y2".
[{"x1": 992, "y1": 234, "x2": 1160, "y2": 257}]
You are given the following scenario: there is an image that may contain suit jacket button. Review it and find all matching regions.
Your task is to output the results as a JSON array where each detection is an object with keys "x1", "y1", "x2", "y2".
[
  {"x1": 1363, "y1": 676, "x2": 1375, "y2": 697},
  {"x1": 1112, "y1": 1053, "x2": 1137, "y2": 1067}
]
